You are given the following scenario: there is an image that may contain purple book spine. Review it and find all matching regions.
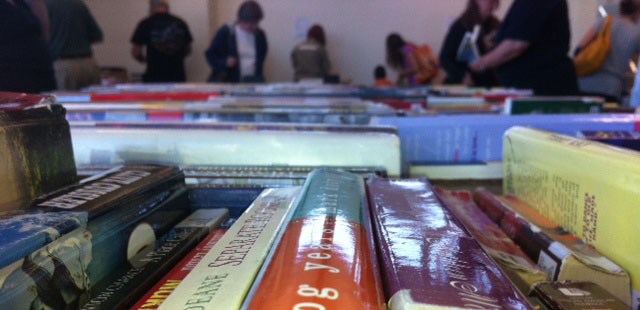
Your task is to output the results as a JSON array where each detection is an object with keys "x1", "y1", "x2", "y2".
[{"x1": 367, "y1": 178, "x2": 531, "y2": 309}]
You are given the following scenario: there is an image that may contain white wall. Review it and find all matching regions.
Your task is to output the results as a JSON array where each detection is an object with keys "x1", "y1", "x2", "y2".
[
  {"x1": 86, "y1": 0, "x2": 212, "y2": 82},
  {"x1": 87, "y1": 0, "x2": 601, "y2": 85}
]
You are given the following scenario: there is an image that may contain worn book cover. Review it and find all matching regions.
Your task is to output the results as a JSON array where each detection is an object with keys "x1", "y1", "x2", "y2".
[
  {"x1": 0, "y1": 211, "x2": 87, "y2": 270},
  {"x1": 157, "y1": 187, "x2": 300, "y2": 310},
  {"x1": 367, "y1": 178, "x2": 531, "y2": 309},
  {"x1": 245, "y1": 169, "x2": 385, "y2": 310},
  {"x1": 503, "y1": 126, "x2": 639, "y2": 308},
  {"x1": 81, "y1": 209, "x2": 228, "y2": 310},
  {"x1": 0, "y1": 93, "x2": 77, "y2": 211}
]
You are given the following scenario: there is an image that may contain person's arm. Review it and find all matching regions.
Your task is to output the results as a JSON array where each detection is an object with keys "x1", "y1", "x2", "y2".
[
  {"x1": 131, "y1": 44, "x2": 145, "y2": 63},
  {"x1": 469, "y1": 39, "x2": 529, "y2": 72},
  {"x1": 83, "y1": 4, "x2": 103, "y2": 44},
  {"x1": 26, "y1": 0, "x2": 49, "y2": 42},
  {"x1": 205, "y1": 26, "x2": 235, "y2": 71},
  {"x1": 439, "y1": 20, "x2": 467, "y2": 84}
]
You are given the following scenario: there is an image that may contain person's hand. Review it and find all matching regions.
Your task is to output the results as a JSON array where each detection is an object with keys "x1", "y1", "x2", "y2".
[
  {"x1": 469, "y1": 58, "x2": 486, "y2": 73},
  {"x1": 227, "y1": 57, "x2": 238, "y2": 68},
  {"x1": 463, "y1": 72, "x2": 474, "y2": 86}
]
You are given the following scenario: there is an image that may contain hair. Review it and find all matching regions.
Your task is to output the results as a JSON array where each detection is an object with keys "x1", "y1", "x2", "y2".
[
  {"x1": 459, "y1": 0, "x2": 500, "y2": 31},
  {"x1": 307, "y1": 25, "x2": 326, "y2": 46},
  {"x1": 374, "y1": 65, "x2": 387, "y2": 79},
  {"x1": 620, "y1": 0, "x2": 640, "y2": 16},
  {"x1": 237, "y1": 1, "x2": 264, "y2": 23},
  {"x1": 150, "y1": 0, "x2": 169, "y2": 11},
  {"x1": 386, "y1": 33, "x2": 406, "y2": 69}
]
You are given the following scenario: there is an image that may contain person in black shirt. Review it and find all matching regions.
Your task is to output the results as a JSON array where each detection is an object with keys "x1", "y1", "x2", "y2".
[
  {"x1": 470, "y1": 0, "x2": 579, "y2": 95},
  {"x1": 0, "y1": 0, "x2": 56, "y2": 93},
  {"x1": 440, "y1": 0, "x2": 500, "y2": 87},
  {"x1": 131, "y1": 0, "x2": 193, "y2": 83}
]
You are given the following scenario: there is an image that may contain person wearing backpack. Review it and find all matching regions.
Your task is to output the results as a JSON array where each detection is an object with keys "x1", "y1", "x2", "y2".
[
  {"x1": 386, "y1": 33, "x2": 439, "y2": 86},
  {"x1": 576, "y1": 0, "x2": 640, "y2": 103},
  {"x1": 439, "y1": 0, "x2": 501, "y2": 87}
]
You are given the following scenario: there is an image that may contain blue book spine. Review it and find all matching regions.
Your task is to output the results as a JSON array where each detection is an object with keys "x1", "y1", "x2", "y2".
[
  {"x1": 373, "y1": 114, "x2": 638, "y2": 163},
  {"x1": 0, "y1": 211, "x2": 87, "y2": 270}
]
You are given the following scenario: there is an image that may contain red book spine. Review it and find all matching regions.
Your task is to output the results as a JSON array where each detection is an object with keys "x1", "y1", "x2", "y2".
[
  {"x1": 90, "y1": 93, "x2": 219, "y2": 102},
  {"x1": 130, "y1": 229, "x2": 226, "y2": 310}
]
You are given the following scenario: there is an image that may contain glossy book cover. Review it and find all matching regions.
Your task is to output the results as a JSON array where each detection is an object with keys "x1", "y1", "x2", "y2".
[{"x1": 367, "y1": 178, "x2": 531, "y2": 309}]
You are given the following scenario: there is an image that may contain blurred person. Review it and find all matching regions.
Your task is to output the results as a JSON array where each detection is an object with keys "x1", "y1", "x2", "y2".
[
  {"x1": 439, "y1": 0, "x2": 501, "y2": 87},
  {"x1": 386, "y1": 33, "x2": 439, "y2": 86},
  {"x1": 46, "y1": 0, "x2": 103, "y2": 90},
  {"x1": 577, "y1": 0, "x2": 640, "y2": 103},
  {"x1": 470, "y1": 0, "x2": 579, "y2": 95},
  {"x1": 206, "y1": 0, "x2": 267, "y2": 83},
  {"x1": 131, "y1": 0, "x2": 193, "y2": 83},
  {"x1": 374, "y1": 65, "x2": 394, "y2": 88},
  {"x1": 0, "y1": 0, "x2": 56, "y2": 93},
  {"x1": 291, "y1": 24, "x2": 331, "y2": 81}
]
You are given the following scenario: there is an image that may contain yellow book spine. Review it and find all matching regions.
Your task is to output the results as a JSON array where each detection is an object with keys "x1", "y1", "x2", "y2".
[
  {"x1": 503, "y1": 126, "x2": 640, "y2": 308},
  {"x1": 157, "y1": 187, "x2": 300, "y2": 310}
]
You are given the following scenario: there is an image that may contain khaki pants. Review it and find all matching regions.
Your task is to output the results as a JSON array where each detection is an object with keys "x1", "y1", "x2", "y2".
[{"x1": 53, "y1": 57, "x2": 101, "y2": 91}]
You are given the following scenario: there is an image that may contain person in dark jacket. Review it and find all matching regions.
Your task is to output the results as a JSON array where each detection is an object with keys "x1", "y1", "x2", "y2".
[
  {"x1": 206, "y1": 0, "x2": 268, "y2": 83},
  {"x1": 470, "y1": 0, "x2": 579, "y2": 95},
  {"x1": 439, "y1": 0, "x2": 500, "y2": 87},
  {"x1": 0, "y1": 0, "x2": 56, "y2": 93}
]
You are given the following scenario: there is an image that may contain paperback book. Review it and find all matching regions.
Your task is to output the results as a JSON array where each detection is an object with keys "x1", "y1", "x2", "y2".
[
  {"x1": 131, "y1": 229, "x2": 227, "y2": 310},
  {"x1": 157, "y1": 187, "x2": 300, "y2": 310},
  {"x1": 502, "y1": 126, "x2": 640, "y2": 308}
]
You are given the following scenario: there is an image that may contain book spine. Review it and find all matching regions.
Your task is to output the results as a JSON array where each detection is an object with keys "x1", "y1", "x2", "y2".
[
  {"x1": 503, "y1": 126, "x2": 639, "y2": 308},
  {"x1": 0, "y1": 226, "x2": 92, "y2": 309},
  {"x1": 0, "y1": 106, "x2": 77, "y2": 211},
  {"x1": 86, "y1": 186, "x2": 191, "y2": 288},
  {"x1": 434, "y1": 188, "x2": 546, "y2": 293},
  {"x1": 157, "y1": 187, "x2": 300, "y2": 310},
  {"x1": 372, "y1": 114, "x2": 638, "y2": 164},
  {"x1": 367, "y1": 178, "x2": 531, "y2": 309},
  {"x1": 69, "y1": 125, "x2": 402, "y2": 177},
  {"x1": 80, "y1": 209, "x2": 228, "y2": 310},
  {"x1": 245, "y1": 169, "x2": 385, "y2": 310},
  {"x1": 131, "y1": 229, "x2": 226, "y2": 310}
]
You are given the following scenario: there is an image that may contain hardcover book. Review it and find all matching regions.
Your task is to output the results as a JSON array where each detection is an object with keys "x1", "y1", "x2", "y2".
[
  {"x1": 157, "y1": 187, "x2": 300, "y2": 310},
  {"x1": 80, "y1": 209, "x2": 229, "y2": 310},
  {"x1": 0, "y1": 93, "x2": 78, "y2": 211},
  {"x1": 372, "y1": 113, "x2": 639, "y2": 164},
  {"x1": 435, "y1": 188, "x2": 547, "y2": 295},
  {"x1": 70, "y1": 122, "x2": 401, "y2": 176},
  {"x1": 504, "y1": 97, "x2": 603, "y2": 115},
  {"x1": 0, "y1": 211, "x2": 87, "y2": 270},
  {"x1": 367, "y1": 178, "x2": 531, "y2": 309},
  {"x1": 131, "y1": 229, "x2": 227, "y2": 310},
  {"x1": 502, "y1": 127, "x2": 640, "y2": 307},
  {"x1": 245, "y1": 169, "x2": 385, "y2": 310}
]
